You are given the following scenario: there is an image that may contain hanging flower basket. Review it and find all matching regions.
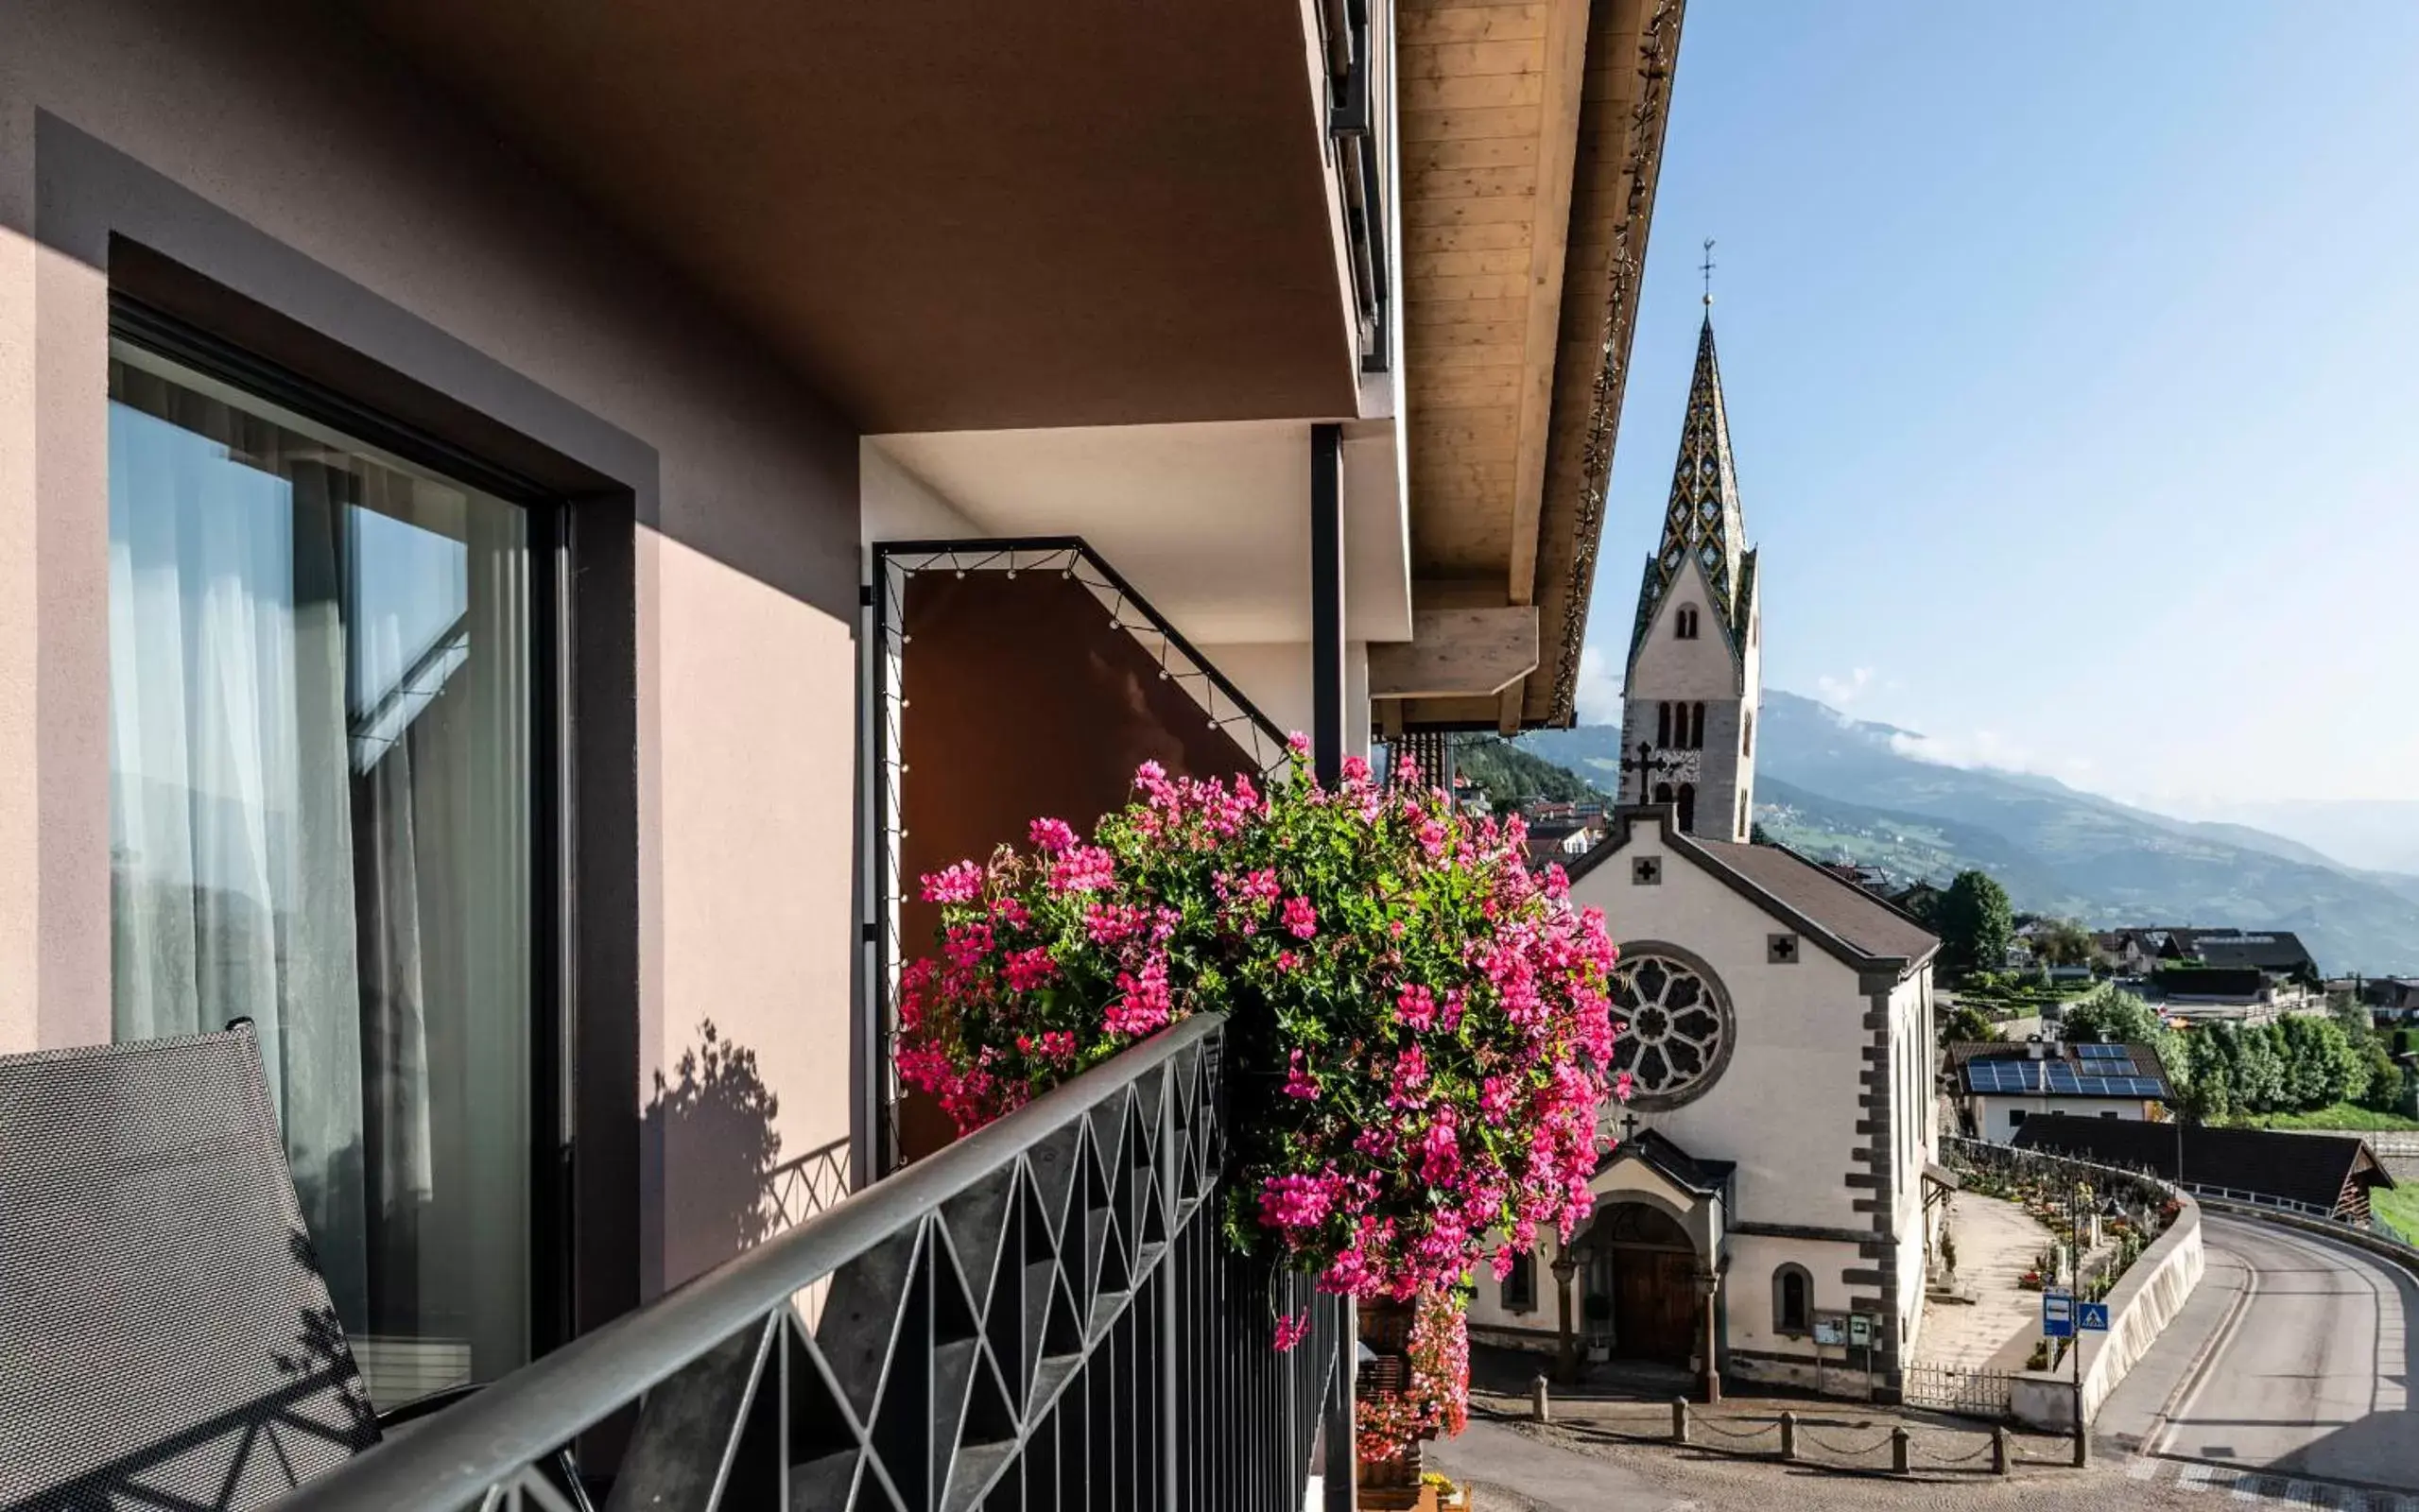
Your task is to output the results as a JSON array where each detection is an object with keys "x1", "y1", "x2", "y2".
[{"x1": 897, "y1": 743, "x2": 1620, "y2": 1458}]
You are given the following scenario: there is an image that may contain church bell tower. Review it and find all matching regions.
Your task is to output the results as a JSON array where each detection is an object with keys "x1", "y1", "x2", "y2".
[{"x1": 1619, "y1": 306, "x2": 1761, "y2": 842}]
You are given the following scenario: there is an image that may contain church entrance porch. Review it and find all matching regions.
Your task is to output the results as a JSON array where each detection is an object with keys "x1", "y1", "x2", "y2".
[
  {"x1": 1562, "y1": 1128, "x2": 1732, "y2": 1399},
  {"x1": 1583, "y1": 1204, "x2": 1700, "y2": 1365}
]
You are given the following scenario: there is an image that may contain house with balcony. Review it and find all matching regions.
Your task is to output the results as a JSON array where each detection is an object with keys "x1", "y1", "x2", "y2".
[{"x1": 0, "y1": 0, "x2": 1686, "y2": 1507}]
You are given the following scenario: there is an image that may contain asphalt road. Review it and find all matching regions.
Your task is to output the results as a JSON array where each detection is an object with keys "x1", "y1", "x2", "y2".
[{"x1": 2098, "y1": 1212, "x2": 2419, "y2": 1492}]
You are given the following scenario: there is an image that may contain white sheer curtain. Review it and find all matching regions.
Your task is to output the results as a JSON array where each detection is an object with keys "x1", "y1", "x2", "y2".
[
  {"x1": 108, "y1": 351, "x2": 533, "y2": 1403},
  {"x1": 108, "y1": 398, "x2": 371, "y2": 1316}
]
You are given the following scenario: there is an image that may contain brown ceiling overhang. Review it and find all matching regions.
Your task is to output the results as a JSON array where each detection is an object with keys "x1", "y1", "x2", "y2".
[
  {"x1": 1391, "y1": 0, "x2": 1685, "y2": 734},
  {"x1": 351, "y1": 0, "x2": 1369, "y2": 433}
]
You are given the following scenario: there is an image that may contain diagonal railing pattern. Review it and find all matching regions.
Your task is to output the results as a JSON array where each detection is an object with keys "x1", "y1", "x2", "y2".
[{"x1": 274, "y1": 1015, "x2": 1338, "y2": 1512}]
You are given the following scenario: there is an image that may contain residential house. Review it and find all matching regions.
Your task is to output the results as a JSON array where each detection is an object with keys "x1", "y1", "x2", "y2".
[
  {"x1": 1946, "y1": 1038, "x2": 2173, "y2": 1144},
  {"x1": 0, "y1": 0, "x2": 1685, "y2": 1502}
]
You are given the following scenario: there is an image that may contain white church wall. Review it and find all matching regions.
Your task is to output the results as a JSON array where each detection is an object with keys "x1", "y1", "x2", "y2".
[
  {"x1": 1578, "y1": 820, "x2": 1873, "y2": 1235},
  {"x1": 1464, "y1": 1231, "x2": 1561, "y2": 1352},
  {"x1": 1725, "y1": 1232, "x2": 1857, "y2": 1393},
  {"x1": 1889, "y1": 972, "x2": 1931, "y2": 1356}
]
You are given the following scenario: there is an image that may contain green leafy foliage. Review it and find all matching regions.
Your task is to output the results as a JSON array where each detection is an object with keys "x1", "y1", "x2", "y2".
[
  {"x1": 1937, "y1": 869, "x2": 2014, "y2": 977},
  {"x1": 1942, "y1": 1004, "x2": 1999, "y2": 1044},
  {"x1": 1447, "y1": 736, "x2": 1600, "y2": 812}
]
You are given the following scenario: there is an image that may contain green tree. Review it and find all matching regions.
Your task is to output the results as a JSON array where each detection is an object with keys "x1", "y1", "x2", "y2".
[
  {"x1": 2032, "y1": 919, "x2": 2099, "y2": 969},
  {"x1": 2276, "y1": 1016, "x2": 2366, "y2": 1109},
  {"x1": 2183, "y1": 1028, "x2": 2237, "y2": 1124},
  {"x1": 1942, "y1": 1004, "x2": 1999, "y2": 1044},
  {"x1": 1936, "y1": 870, "x2": 2014, "y2": 979},
  {"x1": 2234, "y1": 1024, "x2": 2289, "y2": 1112},
  {"x1": 2063, "y1": 984, "x2": 2190, "y2": 1107},
  {"x1": 2359, "y1": 1040, "x2": 2406, "y2": 1113}
]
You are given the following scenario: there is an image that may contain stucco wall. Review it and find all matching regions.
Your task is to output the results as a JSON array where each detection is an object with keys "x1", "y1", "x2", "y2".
[
  {"x1": 0, "y1": 0, "x2": 861, "y2": 1302},
  {"x1": 1573, "y1": 822, "x2": 1873, "y2": 1235},
  {"x1": 1978, "y1": 1097, "x2": 2154, "y2": 1143}
]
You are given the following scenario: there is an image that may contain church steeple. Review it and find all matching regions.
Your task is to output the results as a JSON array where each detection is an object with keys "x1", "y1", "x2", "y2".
[
  {"x1": 1616, "y1": 301, "x2": 1763, "y2": 843},
  {"x1": 1628, "y1": 314, "x2": 1754, "y2": 678}
]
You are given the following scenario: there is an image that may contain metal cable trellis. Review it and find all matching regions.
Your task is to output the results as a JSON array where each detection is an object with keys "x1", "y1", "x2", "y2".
[{"x1": 869, "y1": 538, "x2": 1294, "y2": 1176}]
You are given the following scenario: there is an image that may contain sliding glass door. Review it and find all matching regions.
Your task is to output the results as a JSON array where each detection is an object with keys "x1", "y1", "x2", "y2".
[{"x1": 106, "y1": 339, "x2": 539, "y2": 1409}]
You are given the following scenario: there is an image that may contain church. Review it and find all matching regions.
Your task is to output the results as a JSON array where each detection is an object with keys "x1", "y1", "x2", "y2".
[{"x1": 1464, "y1": 309, "x2": 1946, "y2": 1403}]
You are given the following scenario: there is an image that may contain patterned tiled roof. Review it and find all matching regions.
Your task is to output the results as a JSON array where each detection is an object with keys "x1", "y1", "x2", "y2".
[{"x1": 1627, "y1": 316, "x2": 1755, "y2": 676}]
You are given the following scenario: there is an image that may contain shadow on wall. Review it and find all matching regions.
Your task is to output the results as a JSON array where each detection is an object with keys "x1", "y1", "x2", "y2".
[{"x1": 644, "y1": 1021, "x2": 785, "y2": 1288}]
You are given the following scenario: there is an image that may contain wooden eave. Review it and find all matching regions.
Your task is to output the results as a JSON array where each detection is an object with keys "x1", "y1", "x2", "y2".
[{"x1": 1385, "y1": 0, "x2": 1684, "y2": 733}]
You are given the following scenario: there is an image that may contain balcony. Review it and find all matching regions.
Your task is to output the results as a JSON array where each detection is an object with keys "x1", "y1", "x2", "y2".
[{"x1": 274, "y1": 1014, "x2": 1348, "y2": 1510}]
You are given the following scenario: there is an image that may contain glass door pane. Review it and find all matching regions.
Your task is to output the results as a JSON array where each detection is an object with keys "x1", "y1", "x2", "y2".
[{"x1": 106, "y1": 342, "x2": 534, "y2": 1409}]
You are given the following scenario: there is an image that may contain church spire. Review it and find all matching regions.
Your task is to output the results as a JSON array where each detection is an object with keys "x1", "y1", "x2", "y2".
[{"x1": 1628, "y1": 311, "x2": 1754, "y2": 675}]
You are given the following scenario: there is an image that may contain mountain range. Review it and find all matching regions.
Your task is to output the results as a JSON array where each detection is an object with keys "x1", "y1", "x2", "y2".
[{"x1": 1515, "y1": 691, "x2": 2419, "y2": 977}]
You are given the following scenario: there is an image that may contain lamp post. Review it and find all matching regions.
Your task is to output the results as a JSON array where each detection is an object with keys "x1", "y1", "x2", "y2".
[{"x1": 2065, "y1": 1179, "x2": 2093, "y2": 1467}]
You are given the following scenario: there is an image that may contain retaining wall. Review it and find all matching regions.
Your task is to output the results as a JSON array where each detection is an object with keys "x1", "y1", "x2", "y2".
[{"x1": 2011, "y1": 1191, "x2": 2204, "y2": 1431}]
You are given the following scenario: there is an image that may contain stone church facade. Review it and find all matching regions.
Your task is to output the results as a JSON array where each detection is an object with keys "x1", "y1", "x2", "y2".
[{"x1": 1465, "y1": 314, "x2": 1944, "y2": 1401}]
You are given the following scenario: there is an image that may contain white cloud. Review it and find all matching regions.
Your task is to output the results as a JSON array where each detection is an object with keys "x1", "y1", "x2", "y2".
[
  {"x1": 1816, "y1": 666, "x2": 1876, "y2": 707},
  {"x1": 1576, "y1": 645, "x2": 1625, "y2": 727},
  {"x1": 1887, "y1": 728, "x2": 2044, "y2": 775}
]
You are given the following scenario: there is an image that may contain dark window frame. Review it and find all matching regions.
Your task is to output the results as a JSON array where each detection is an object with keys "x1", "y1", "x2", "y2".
[
  {"x1": 1773, "y1": 1263, "x2": 1812, "y2": 1335},
  {"x1": 107, "y1": 293, "x2": 580, "y2": 1362},
  {"x1": 1501, "y1": 1249, "x2": 1536, "y2": 1314}
]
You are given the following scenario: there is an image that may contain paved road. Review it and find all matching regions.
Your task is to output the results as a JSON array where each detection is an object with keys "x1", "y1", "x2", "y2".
[{"x1": 2099, "y1": 1213, "x2": 2419, "y2": 1492}]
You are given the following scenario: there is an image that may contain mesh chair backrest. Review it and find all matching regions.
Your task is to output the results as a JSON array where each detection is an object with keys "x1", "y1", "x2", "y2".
[{"x1": 0, "y1": 1028, "x2": 378, "y2": 1511}]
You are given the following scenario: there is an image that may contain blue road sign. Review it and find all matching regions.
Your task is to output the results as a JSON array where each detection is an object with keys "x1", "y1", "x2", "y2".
[
  {"x1": 2042, "y1": 1290, "x2": 2075, "y2": 1339},
  {"x1": 2078, "y1": 1302, "x2": 2110, "y2": 1332}
]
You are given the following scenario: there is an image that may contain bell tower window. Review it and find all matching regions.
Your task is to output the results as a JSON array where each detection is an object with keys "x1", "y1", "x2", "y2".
[{"x1": 1675, "y1": 605, "x2": 1699, "y2": 640}]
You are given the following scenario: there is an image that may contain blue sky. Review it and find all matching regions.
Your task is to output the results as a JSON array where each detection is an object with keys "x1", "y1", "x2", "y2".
[{"x1": 1578, "y1": 2, "x2": 2419, "y2": 808}]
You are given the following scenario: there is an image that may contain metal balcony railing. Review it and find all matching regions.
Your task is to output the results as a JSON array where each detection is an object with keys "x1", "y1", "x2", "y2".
[{"x1": 275, "y1": 1013, "x2": 1345, "y2": 1512}]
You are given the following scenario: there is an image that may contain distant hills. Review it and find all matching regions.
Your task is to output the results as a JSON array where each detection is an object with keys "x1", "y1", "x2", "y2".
[{"x1": 1515, "y1": 691, "x2": 2419, "y2": 976}]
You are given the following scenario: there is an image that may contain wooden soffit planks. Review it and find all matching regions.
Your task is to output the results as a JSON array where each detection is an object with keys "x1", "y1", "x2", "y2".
[
  {"x1": 1394, "y1": 0, "x2": 1684, "y2": 731},
  {"x1": 1367, "y1": 607, "x2": 1540, "y2": 699}
]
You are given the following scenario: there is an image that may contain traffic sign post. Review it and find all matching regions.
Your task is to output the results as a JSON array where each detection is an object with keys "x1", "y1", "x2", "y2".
[{"x1": 2041, "y1": 1289, "x2": 2075, "y2": 1339}]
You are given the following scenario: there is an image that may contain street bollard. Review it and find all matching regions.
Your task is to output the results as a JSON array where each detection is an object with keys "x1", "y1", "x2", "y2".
[
  {"x1": 1531, "y1": 1375, "x2": 1550, "y2": 1424},
  {"x1": 1779, "y1": 1411, "x2": 1797, "y2": 1462},
  {"x1": 1891, "y1": 1427, "x2": 1910, "y2": 1475},
  {"x1": 1991, "y1": 1424, "x2": 2009, "y2": 1476},
  {"x1": 1672, "y1": 1396, "x2": 1690, "y2": 1446}
]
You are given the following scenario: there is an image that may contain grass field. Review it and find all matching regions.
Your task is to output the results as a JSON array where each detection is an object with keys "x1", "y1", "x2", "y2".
[
  {"x1": 2373, "y1": 1184, "x2": 2419, "y2": 1246},
  {"x1": 2236, "y1": 1102, "x2": 2419, "y2": 1133}
]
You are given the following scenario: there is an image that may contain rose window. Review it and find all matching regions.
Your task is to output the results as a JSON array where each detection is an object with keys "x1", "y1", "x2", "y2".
[{"x1": 1611, "y1": 951, "x2": 1733, "y2": 1109}]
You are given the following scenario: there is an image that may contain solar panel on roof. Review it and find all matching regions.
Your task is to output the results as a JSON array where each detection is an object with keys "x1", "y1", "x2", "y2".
[{"x1": 2077, "y1": 1043, "x2": 2127, "y2": 1059}]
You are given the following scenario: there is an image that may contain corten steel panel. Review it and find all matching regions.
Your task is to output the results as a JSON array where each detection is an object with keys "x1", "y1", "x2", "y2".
[
  {"x1": 895, "y1": 571, "x2": 1258, "y2": 1160},
  {"x1": 354, "y1": 0, "x2": 1361, "y2": 433}
]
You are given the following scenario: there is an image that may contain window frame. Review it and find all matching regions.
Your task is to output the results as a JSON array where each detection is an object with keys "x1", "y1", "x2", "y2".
[
  {"x1": 106, "y1": 293, "x2": 579, "y2": 1362},
  {"x1": 1501, "y1": 1249, "x2": 1536, "y2": 1314},
  {"x1": 1773, "y1": 1263, "x2": 1813, "y2": 1336}
]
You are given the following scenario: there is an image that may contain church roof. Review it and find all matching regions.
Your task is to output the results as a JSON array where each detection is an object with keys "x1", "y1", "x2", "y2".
[
  {"x1": 1594, "y1": 1126, "x2": 1735, "y2": 1197},
  {"x1": 1567, "y1": 806, "x2": 1941, "y2": 974},
  {"x1": 1628, "y1": 316, "x2": 1756, "y2": 677},
  {"x1": 1689, "y1": 837, "x2": 1940, "y2": 967}
]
